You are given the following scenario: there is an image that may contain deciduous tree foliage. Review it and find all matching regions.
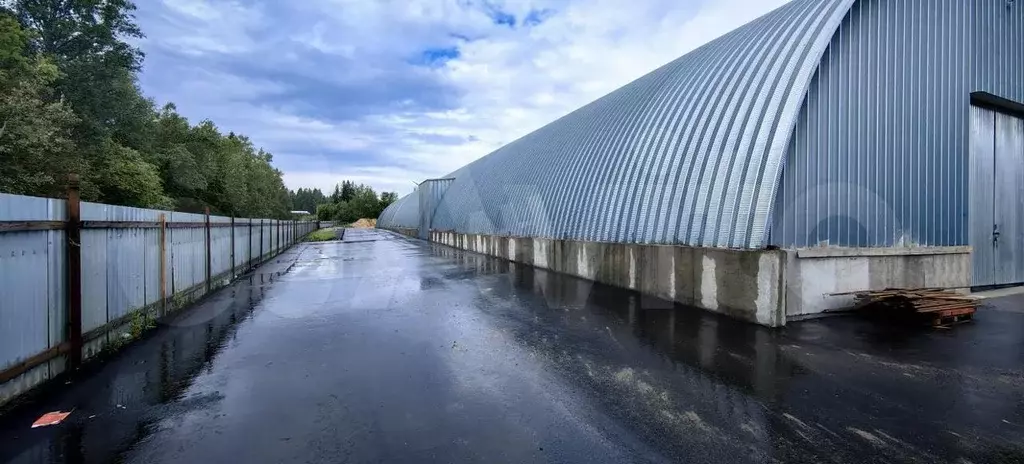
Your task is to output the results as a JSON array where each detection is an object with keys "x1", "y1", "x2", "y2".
[
  {"x1": 316, "y1": 181, "x2": 397, "y2": 224},
  {"x1": 0, "y1": 1, "x2": 295, "y2": 218}
]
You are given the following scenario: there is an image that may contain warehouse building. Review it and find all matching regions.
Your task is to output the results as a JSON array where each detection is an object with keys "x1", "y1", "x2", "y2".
[{"x1": 379, "y1": 0, "x2": 1024, "y2": 326}]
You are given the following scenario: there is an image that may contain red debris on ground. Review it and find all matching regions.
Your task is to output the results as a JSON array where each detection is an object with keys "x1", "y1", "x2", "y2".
[{"x1": 31, "y1": 410, "x2": 73, "y2": 428}]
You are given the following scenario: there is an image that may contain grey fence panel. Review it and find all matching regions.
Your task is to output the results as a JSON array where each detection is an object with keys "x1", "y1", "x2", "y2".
[
  {"x1": 267, "y1": 220, "x2": 275, "y2": 256},
  {"x1": 210, "y1": 215, "x2": 232, "y2": 279},
  {"x1": 82, "y1": 203, "x2": 163, "y2": 328},
  {"x1": 241, "y1": 219, "x2": 254, "y2": 268},
  {"x1": 0, "y1": 232, "x2": 51, "y2": 370},
  {"x1": 47, "y1": 226, "x2": 66, "y2": 354},
  {"x1": 268, "y1": 220, "x2": 275, "y2": 254},
  {"x1": 79, "y1": 218, "x2": 108, "y2": 333},
  {"x1": 143, "y1": 222, "x2": 162, "y2": 309},
  {"x1": 0, "y1": 194, "x2": 66, "y2": 375},
  {"x1": 2, "y1": 192, "x2": 310, "y2": 407},
  {"x1": 169, "y1": 212, "x2": 204, "y2": 295}
]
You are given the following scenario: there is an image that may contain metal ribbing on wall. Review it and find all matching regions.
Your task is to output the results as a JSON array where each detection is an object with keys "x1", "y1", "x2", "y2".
[
  {"x1": 771, "y1": 0, "x2": 1023, "y2": 247},
  {"x1": 975, "y1": 0, "x2": 1024, "y2": 104},
  {"x1": 427, "y1": 0, "x2": 854, "y2": 248},
  {"x1": 970, "y1": 106, "x2": 998, "y2": 286},
  {"x1": 418, "y1": 179, "x2": 453, "y2": 239}
]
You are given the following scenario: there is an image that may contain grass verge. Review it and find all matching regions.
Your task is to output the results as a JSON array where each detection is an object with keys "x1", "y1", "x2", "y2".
[{"x1": 305, "y1": 228, "x2": 338, "y2": 242}]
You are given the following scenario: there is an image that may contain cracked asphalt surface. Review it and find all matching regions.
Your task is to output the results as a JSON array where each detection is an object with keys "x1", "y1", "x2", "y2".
[{"x1": 2, "y1": 228, "x2": 1023, "y2": 463}]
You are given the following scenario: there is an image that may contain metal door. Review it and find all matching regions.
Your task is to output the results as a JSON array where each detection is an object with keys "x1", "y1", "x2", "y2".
[
  {"x1": 970, "y1": 105, "x2": 1024, "y2": 287},
  {"x1": 995, "y1": 112, "x2": 1024, "y2": 284}
]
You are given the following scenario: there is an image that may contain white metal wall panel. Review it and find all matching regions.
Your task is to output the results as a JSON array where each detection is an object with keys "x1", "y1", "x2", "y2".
[{"x1": 425, "y1": 0, "x2": 855, "y2": 248}]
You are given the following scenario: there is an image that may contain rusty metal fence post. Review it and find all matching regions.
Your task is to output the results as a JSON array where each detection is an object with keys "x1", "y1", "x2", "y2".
[
  {"x1": 65, "y1": 174, "x2": 82, "y2": 369},
  {"x1": 204, "y1": 207, "x2": 211, "y2": 293}
]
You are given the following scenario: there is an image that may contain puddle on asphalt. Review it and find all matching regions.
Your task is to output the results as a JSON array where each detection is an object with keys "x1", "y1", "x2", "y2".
[
  {"x1": 424, "y1": 242, "x2": 1024, "y2": 463},
  {"x1": 0, "y1": 273, "x2": 274, "y2": 464}
]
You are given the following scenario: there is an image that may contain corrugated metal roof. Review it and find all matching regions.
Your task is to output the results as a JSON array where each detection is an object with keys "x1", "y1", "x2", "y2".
[
  {"x1": 419, "y1": 0, "x2": 855, "y2": 248},
  {"x1": 377, "y1": 191, "x2": 421, "y2": 230}
]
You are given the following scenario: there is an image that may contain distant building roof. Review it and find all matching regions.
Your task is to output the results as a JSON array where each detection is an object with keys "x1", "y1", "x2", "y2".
[{"x1": 290, "y1": 210, "x2": 311, "y2": 215}]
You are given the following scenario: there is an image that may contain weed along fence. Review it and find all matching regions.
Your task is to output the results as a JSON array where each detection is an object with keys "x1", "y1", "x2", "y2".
[{"x1": 0, "y1": 178, "x2": 319, "y2": 407}]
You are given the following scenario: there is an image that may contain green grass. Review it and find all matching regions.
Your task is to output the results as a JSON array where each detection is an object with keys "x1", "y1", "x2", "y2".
[{"x1": 305, "y1": 228, "x2": 338, "y2": 242}]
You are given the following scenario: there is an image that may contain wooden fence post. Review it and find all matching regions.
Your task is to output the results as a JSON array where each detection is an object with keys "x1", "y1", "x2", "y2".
[
  {"x1": 204, "y1": 207, "x2": 211, "y2": 293},
  {"x1": 65, "y1": 174, "x2": 82, "y2": 369}
]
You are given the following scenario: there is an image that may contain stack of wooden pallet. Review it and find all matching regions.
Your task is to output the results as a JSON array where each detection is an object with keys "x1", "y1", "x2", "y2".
[{"x1": 837, "y1": 288, "x2": 979, "y2": 327}]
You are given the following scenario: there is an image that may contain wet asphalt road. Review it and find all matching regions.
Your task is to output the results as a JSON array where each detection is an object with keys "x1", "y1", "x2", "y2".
[{"x1": 2, "y1": 228, "x2": 1024, "y2": 463}]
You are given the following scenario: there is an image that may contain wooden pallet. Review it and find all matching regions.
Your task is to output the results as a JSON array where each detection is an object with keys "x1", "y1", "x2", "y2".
[
  {"x1": 927, "y1": 306, "x2": 976, "y2": 327},
  {"x1": 831, "y1": 287, "x2": 979, "y2": 327}
]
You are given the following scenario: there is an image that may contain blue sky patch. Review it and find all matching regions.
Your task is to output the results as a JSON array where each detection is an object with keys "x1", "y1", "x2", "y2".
[
  {"x1": 523, "y1": 9, "x2": 555, "y2": 27},
  {"x1": 414, "y1": 46, "x2": 461, "y2": 66}
]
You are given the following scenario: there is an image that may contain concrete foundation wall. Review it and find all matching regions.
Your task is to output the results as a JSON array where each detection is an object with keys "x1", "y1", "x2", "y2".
[
  {"x1": 385, "y1": 230, "x2": 974, "y2": 327},
  {"x1": 392, "y1": 227, "x2": 418, "y2": 239},
  {"x1": 784, "y1": 247, "x2": 972, "y2": 319},
  {"x1": 429, "y1": 231, "x2": 786, "y2": 326}
]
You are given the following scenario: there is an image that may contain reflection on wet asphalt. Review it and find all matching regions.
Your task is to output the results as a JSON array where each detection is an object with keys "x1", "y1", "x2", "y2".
[{"x1": 2, "y1": 229, "x2": 1023, "y2": 463}]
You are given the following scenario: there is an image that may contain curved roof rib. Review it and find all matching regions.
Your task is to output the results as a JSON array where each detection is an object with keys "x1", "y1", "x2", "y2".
[{"x1": 408, "y1": 0, "x2": 856, "y2": 248}]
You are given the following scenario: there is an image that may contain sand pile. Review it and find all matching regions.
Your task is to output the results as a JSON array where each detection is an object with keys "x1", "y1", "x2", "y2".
[{"x1": 350, "y1": 218, "x2": 377, "y2": 228}]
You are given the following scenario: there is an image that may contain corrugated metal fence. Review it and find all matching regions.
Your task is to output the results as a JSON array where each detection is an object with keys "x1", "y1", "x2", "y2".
[{"x1": 0, "y1": 183, "x2": 320, "y2": 406}]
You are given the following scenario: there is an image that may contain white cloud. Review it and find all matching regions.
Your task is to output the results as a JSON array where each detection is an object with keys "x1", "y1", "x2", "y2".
[{"x1": 135, "y1": 0, "x2": 792, "y2": 197}]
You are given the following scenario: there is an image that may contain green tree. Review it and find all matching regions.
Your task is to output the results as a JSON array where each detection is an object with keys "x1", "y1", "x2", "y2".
[
  {"x1": 380, "y1": 191, "x2": 398, "y2": 209},
  {"x1": 290, "y1": 187, "x2": 326, "y2": 215},
  {"x1": 94, "y1": 140, "x2": 171, "y2": 208},
  {"x1": 340, "y1": 180, "x2": 356, "y2": 202},
  {"x1": 0, "y1": 2, "x2": 299, "y2": 219},
  {"x1": 315, "y1": 181, "x2": 396, "y2": 223},
  {"x1": 0, "y1": 14, "x2": 80, "y2": 197}
]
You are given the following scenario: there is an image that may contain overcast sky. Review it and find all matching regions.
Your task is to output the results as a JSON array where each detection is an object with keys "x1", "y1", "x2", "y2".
[{"x1": 134, "y1": 0, "x2": 789, "y2": 197}]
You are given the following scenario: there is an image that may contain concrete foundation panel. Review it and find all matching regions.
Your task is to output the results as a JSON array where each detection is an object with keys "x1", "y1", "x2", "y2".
[{"x1": 401, "y1": 228, "x2": 972, "y2": 327}]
